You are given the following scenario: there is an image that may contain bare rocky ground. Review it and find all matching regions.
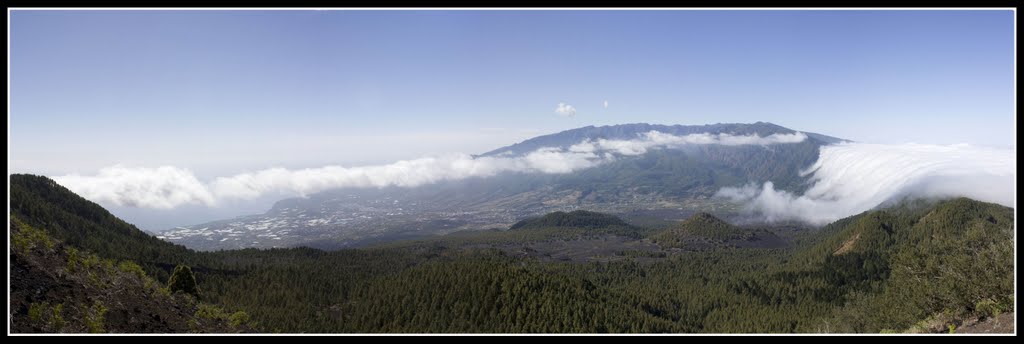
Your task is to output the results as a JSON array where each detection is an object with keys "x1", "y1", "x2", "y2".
[
  {"x1": 9, "y1": 220, "x2": 253, "y2": 333},
  {"x1": 955, "y1": 312, "x2": 1014, "y2": 334}
]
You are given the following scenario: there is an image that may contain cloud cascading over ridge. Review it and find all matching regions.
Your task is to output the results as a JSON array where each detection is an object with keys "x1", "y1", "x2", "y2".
[
  {"x1": 53, "y1": 131, "x2": 806, "y2": 209},
  {"x1": 555, "y1": 103, "x2": 577, "y2": 117},
  {"x1": 715, "y1": 142, "x2": 1015, "y2": 225}
]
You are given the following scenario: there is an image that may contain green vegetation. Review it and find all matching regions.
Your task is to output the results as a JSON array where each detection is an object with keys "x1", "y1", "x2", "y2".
[
  {"x1": 8, "y1": 174, "x2": 1015, "y2": 333},
  {"x1": 168, "y1": 264, "x2": 200, "y2": 297},
  {"x1": 9, "y1": 211, "x2": 248, "y2": 333},
  {"x1": 25, "y1": 301, "x2": 65, "y2": 332},
  {"x1": 52, "y1": 303, "x2": 65, "y2": 330},
  {"x1": 28, "y1": 302, "x2": 45, "y2": 323},
  {"x1": 616, "y1": 250, "x2": 667, "y2": 258},
  {"x1": 10, "y1": 174, "x2": 203, "y2": 281},
  {"x1": 85, "y1": 301, "x2": 108, "y2": 333},
  {"x1": 229, "y1": 311, "x2": 252, "y2": 328},
  {"x1": 975, "y1": 299, "x2": 1005, "y2": 318},
  {"x1": 511, "y1": 210, "x2": 630, "y2": 230},
  {"x1": 651, "y1": 212, "x2": 754, "y2": 248},
  {"x1": 118, "y1": 260, "x2": 148, "y2": 280},
  {"x1": 11, "y1": 217, "x2": 55, "y2": 254}
]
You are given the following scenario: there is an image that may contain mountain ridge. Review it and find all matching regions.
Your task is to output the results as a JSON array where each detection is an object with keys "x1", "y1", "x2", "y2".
[{"x1": 480, "y1": 121, "x2": 846, "y2": 157}]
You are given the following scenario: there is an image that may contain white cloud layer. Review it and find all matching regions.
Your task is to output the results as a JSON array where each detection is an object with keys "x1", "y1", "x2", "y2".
[
  {"x1": 555, "y1": 103, "x2": 577, "y2": 117},
  {"x1": 715, "y1": 142, "x2": 1015, "y2": 226},
  {"x1": 52, "y1": 131, "x2": 808, "y2": 209},
  {"x1": 52, "y1": 166, "x2": 216, "y2": 209}
]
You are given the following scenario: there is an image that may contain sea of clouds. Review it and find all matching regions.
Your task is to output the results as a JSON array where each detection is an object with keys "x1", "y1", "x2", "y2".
[
  {"x1": 53, "y1": 131, "x2": 807, "y2": 209},
  {"x1": 53, "y1": 131, "x2": 1013, "y2": 227}
]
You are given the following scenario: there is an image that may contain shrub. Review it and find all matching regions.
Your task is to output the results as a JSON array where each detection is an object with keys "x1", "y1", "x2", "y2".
[
  {"x1": 195, "y1": 303, "x2": 228, "y2": 322},
  {"x1": 974, "y1": 299, "x2": 1003, "y2": 318},
  {"x1": 118, "y1": 261, "x2": 147, "y2": 280},
  {"x1": 229, "y1": 311, "x2": 251, "y2": 328},
  {"x1": 85, "y1": 301, "x2": 108, "y2": 333},
  {"x1": 167, "y1": 264, "x2": 199, "y2": 297},
  {"x1": 28, "y1": 302, "x2": 46, "y2": 323},
  {"x1": 66, "y1": 247, "x2": 80, "y2": 272},
  {"x1": 52, "y1": 303, "x2": 65, "y2": 330}
]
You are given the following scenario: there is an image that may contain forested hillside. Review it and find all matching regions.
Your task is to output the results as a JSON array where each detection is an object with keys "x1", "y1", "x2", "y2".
[
  {"x1": 10, "y1": 175, "x2": 202, "y2": 281},
  {"x1": 9, "y1": 174, "x2": 1014, "y2": 333}
]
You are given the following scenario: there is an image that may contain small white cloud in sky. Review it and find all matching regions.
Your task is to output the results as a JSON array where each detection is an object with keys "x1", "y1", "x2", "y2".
[{"x1": 555, "y1": 103, "x2": 577, "y2": 117}]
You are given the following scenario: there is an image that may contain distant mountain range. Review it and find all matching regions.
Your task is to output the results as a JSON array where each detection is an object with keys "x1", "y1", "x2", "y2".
[{"x1": 159, "y1": 122, "x2": 846, "y2": 251}]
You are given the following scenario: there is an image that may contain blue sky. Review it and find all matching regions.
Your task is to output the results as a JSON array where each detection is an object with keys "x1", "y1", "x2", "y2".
[{"x1": 10, "y1": 10, "x2": 1016, "y2": 177}]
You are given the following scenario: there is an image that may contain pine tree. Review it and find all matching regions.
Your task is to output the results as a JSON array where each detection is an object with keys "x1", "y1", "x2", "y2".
[{"x1": 168, "y1": 264, "x2": 199, "y2": 297}]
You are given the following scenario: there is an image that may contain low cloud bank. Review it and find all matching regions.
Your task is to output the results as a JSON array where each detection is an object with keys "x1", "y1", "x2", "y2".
[
  {"x1": 53, "y1": 131, "x2": 807, "y2": 209},
  {"x1": 715, "y1": 142, "x2": 1015, "y2": 225}
]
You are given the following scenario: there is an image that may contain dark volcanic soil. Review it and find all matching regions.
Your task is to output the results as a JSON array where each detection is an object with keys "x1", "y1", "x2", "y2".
[{"x1": 956, "y1": 313, "x2": 1015, "y2": 334}]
